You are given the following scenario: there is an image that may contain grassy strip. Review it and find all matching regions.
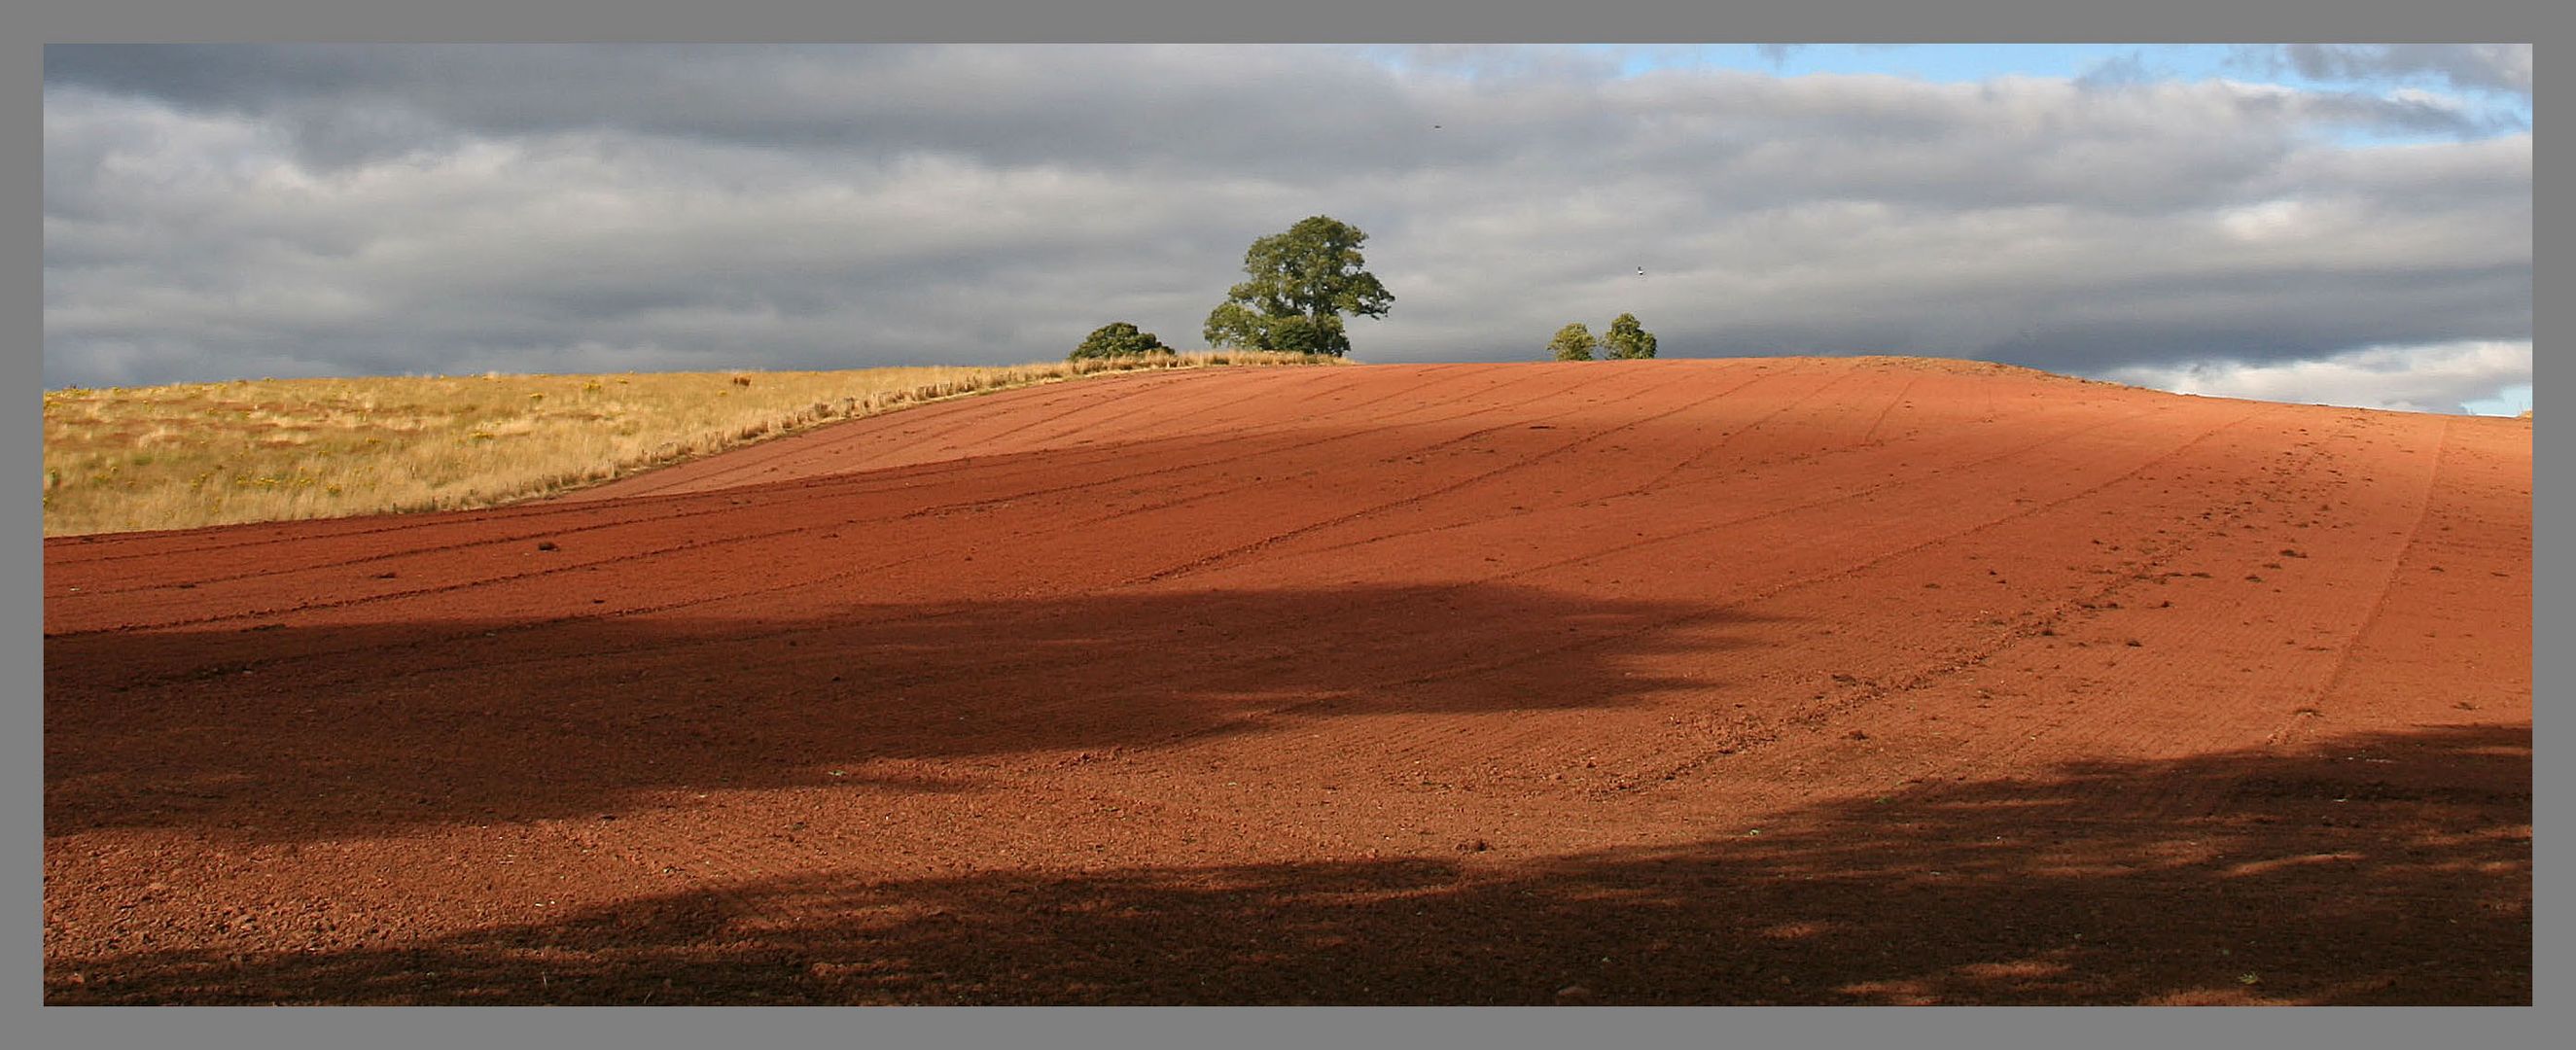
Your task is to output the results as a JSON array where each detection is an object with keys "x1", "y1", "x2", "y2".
[{"x1": 43, "y1": 351, "x2": 1341, "y2": 537}]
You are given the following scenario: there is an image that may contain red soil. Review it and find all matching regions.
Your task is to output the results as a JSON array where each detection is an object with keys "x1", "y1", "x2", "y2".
[{"x1": 43, "y1": 357, "x2": 2531, "y2": 1005}]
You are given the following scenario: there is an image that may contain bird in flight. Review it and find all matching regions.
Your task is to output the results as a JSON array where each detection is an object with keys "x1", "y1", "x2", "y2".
[{"x1": 1636, "y1": 266, "x2": 1647, "y2": 277}]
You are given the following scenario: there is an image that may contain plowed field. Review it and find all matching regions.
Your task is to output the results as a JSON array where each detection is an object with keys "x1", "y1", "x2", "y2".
[{"x1": 44, "y1": 357, "x2": 2532, "y2": 1004}]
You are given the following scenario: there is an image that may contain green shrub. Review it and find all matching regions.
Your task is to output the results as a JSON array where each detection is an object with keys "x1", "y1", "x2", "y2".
[
  {"x1": 1070, "y1": 322, "x2": 1173, "y2": 361},
  {"x1": 1548, "y1": 322, "x2": 1599, "y2": 361}
]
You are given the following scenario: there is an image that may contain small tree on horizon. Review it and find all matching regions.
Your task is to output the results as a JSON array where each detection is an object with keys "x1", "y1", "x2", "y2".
[
  {"x1": 1548, "y1": 322, "x2": 1599, "y2": 361},
  {"x1": 1069, "y1": 322, "x2": 1172, "y2": 361},
  {"x1": 1604, "y1": 312, "x2": 1659, "y2": 360}
]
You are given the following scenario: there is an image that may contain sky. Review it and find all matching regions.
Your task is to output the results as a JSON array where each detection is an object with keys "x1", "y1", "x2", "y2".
[{"x1": 41, "y1": 43, "x2": 2533, "y2": 416}]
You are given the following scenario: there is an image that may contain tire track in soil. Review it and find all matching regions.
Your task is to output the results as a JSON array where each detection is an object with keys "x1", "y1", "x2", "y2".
[
  {"x1": 1697, "y1": 405, "x2": 2443, "y2": 827},
  {"x1": 271, "y1": 369, "x2": 2176, "y2": 754},
  {"x1": 1090, "y1": 389, "x2": 2240, "y2": 795},
  {"x1": 1070, "y1": 392, "x2": 2270, "y2": 859},
  {"x1": 43, "y1": 367, "x2": 1673, "y2": 694},
  {"x1": 1612, "y1": 364, "x2": 1869, "y2": 501},
  {"x1": 44, "y1": 367, "x2": 1601, "y2": 638},
  {"x1": 1226, "y1": 374, "x2": 2156, "y2": 585},
  {"x1": 1116, "y1": 364, "x2": 1773, "y2": 587},
  {"x1": 45, "y1": 365, "x2": 1374, "y2": 575},
  {"x1": 1747, "y1": 412, "x2": 2330, "y2": 780},
  {"x1": 2242, "y1": 414, "x2": 2526, "y2": 758},
  {"x1": 2267, "y1": 417, "x2": 2452, "y2": 739},
  {"x1": 879, "y1": 365, "x2": 1638, "y2": 527},
  {"x1": 44, "y1": 367, "x2": 2015, "y2": 733},
  {"x1": 2096, "y1": 410, "x2": 2460, "y2": 819},
  {"x1": 592, "y1": 364, "x2": 1382, "y2": 499},
  {"x1": 576, "y1": 370, "x2": 1221, "y2": 501},
  {"x1": 562, "y1": 364, "x2": 1492, "y2": 508},
  {"x1": 33, "y1": 368, "x2": 2174, "y2": 718},
  {"x1": 1310, "y1": 402, "x2": 2274, "y2": 782},
  {"x1": 42, "y1": 364, "x2": 1518, "y2": 602},
  {"x1": 44, "y1": 368, "x2": 1350, "y2": 581},
  {"x1": 1858, "y1": 369, "x2": 1924, "y2": 447},
  {"x1": 1125, "y1": 359, "x2": 2014, "y2": 592},
  {"x1": 1133, "y1": 365, "x2": 1834, "y2": 581}
]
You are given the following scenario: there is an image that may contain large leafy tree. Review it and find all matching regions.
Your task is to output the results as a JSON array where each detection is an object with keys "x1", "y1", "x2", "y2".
[
  {"x1": 1203, "y1": 216, "x2": 1393, "y2": 357},
  {"x1": 1603, "y1": 312, "x2": 1659, "y2": 360},
  {"x1": 1547, "y1": 322, "x2": 1599, "y2": 362}
]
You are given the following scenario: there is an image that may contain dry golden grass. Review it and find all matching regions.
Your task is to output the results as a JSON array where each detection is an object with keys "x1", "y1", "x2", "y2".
[{"x1": 44, "y1": 351, "x2": 1341, "y2": 537}]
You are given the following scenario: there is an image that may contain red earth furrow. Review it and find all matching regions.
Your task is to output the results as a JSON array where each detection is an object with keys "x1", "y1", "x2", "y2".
[
  {"x1": 1857, "y1": 368, "x2": 1924, "y2": 446},
  {"x1": 1153, "y1": 360, "x2": 1834, "y2": 566},
  {"x1": 2276, "y1": 416, "x2": 2453, "y2": 726},
  {"x1": 1228, "y1": 390, "x2": 2166, "y2": 589},
  {"x1": 1612, "y1": 362, "x2": 1869, "y2": 499},
  {"x1": 45, "y1": 363, "x2": 1916, "y2": 761},
  {"x1": 42, "y1": 365, "x2": 1412, "y2": 580},
  {"x1": 1647, "y1": 406, "x2": 2362, "y2": 809},
  {"x1": 1308, "y1": 402, "x2": 2268, "y2": 783},
  {"x1": 1118, "y1": 359, "x2": 2050, "y2": 591},
  {"x1": 969, "y1": 366, "x2": 1354, "y2": 451},
  {"x1": 1183, "y1": 361, "x2": 2025, "y2": 576},
  {"x1": 80, "y1": 372, "x2": 2173, "y2": 741},
  {"x1": 2295, "y1": 414, "x2": 2530, "y2": 724},
  {"x1": 1045, "y1": 388, "x2": 2256, "y2": 813},
  {"x1": 45, "y1": 358, "x2": 2529, "y2": 1006},
  {"x1": 1237, "y1": 399, "x2": 2173, "y2": 601},
  {"x1": 43, "y1": 367, "x2": 1626, "y2": 637},
  {"x1": 46, "y1": 383, "x2": 1249, "y2": 596},
  {"x1": 15, "y1": 372, "x2": 2276, "y2": 766},
  {"x1": 1711, "y1": 406, "x2": 2499, "y2": 841},
  {"x1": 563, "y1": 363, "x2": 1532, "y2": 505},
  {"x1": 589, "y1": 368, "x2": 1234, "y2": 498},
  {"x1": 46, "y1": 368, "x2": 1742, "y2": 694},
  {"x1": 60, "y1": 378, "x2": 1967, "y2": 715},
  {"x1": 1115, "y1": 366, "x2": 1762, "y2": 586},
  {"x1": 574, "y1": 368, "x2": 1251, "y2": 499}
]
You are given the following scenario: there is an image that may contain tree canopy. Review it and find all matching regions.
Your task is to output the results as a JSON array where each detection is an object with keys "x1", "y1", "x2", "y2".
[
  {"x1": 1603, "y1": 313, "x2": 1659, "y2": 360},
  {"x1": 1203, "y1": 216, "x2": 1392, "y2": 358},
  {"x1": 1548, "y1": 322, "x2": 1599, "y2": 362},
  {"x1": 1069, "y1": 321, "x2": 1171, "y2": 361}
]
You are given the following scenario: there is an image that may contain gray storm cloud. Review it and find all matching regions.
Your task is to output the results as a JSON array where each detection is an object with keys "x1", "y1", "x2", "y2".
[
  {"x1": 42, "y1": 45, "x2": 2531, "y2": 414},
  {"x1": 2270, "y1": 44, "x2": 2532, "y2": 98}
]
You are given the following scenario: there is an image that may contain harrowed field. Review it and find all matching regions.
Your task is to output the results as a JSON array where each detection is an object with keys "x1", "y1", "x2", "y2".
[{"x1": 44, "y1": 357, "x2": 2530, "y2": 1004}]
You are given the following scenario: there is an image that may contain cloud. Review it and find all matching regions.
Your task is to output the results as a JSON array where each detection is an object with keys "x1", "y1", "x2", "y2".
[
  {"x1": 2271, "y1": 44, "x2": 2532, "y2": 98},
  {"x1": 2073, "y1": 52, "x2": 2157, "y2": 90},
  {"x1": 42, "y1": 44, "x2": 2530, "y2": 418},
  {"x1": 2099, "y1": 340, "x2": 2533, "y2": 416},
  {"x1": 1754, "y1": 44, "x2": 1807, "y2": 67}
]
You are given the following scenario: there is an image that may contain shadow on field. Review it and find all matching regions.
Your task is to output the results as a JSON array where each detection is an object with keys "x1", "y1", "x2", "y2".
[
  {"x1": 47, "y1": 724, "x2": 2529, "y2": 1005},
  {"x1": 46, "y1": 582, "x2": 1761, "y2": 838}
]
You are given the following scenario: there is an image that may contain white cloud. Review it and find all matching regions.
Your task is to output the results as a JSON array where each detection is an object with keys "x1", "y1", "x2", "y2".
[{"x1": 2100, "y1": 340, "x2": 2533, "y2": 416}]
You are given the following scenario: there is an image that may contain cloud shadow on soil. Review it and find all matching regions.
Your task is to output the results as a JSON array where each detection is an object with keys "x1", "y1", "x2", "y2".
[
  {"x1": 45, "y1": 723, "x2": 2530, "y2": 1005},
  {"x1": 47, "y1": 581, "x2": 1767, "y2": 839}
]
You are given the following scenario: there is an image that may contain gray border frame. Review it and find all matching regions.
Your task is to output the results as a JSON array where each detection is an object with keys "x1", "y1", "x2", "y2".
[{"x1": 16, "y1": 1, "x2": 2548, "y2": 1048}]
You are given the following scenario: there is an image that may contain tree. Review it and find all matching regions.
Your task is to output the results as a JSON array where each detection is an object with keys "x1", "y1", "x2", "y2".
[
  {"x1": 1547, "y1": 322, "x2": 1599, "y2": 361},
  {"x1": 1603, "y1": 312, "x2": 1658, "y2": 360},
  {"x1": 1203, "y1": 216, "x2": 1393, "y2": 357},
  {"x1": 1200, "y1": 304, "x2": 1267, "y2": 353},
  {"x1": 1070, "y1": 321, "x2": 1172, "y2": 361}
]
